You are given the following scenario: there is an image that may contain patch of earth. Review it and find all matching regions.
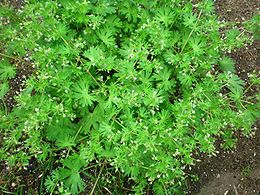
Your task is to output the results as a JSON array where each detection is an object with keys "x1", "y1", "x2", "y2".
[
  {"x1": 215, "y1": 0, "x2": 259, "y2": 22},
  {"x1": 187, "y1": 121, "x2": 260, "y2": 195},
  {"x1": 0, "y1": 1, "x2": 33, "y2": 112},
  {"x1": 1, "y1": 0, "x2": 24, "y2": 9},
  {"x1": 0, "y1": 2, "x2": 37, "y2": 194},
  {"x1": 3, "y1": 58, "x2": 34, "y2": 111}
]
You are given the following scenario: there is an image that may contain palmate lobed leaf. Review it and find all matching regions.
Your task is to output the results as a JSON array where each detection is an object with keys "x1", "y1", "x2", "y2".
[
  {"x1": 227, "y1": 73, "x2": 245, "y2": 93},
  {"x1": 0, "y1": 60, "x2": 16, "y2": 80},
  {"x1": 155, "y1": 7, "x2": 176, "y2": 27},
  {"x1": 219, "y1": 56, "x2": 236, "y2": 73},
  {"x1": 46, "y1": 117, "x2": 75, "y2": 142},
  {"x1": 183, "y1": 13, "x2": 198, "y2": 29},
  {"x1": 56, "y1": 136, "x2": 76, "y2": 148},
  {"x1": 45, "y1": 170, "x2": 60, "y2": 193},
  {"x1": 96, "y1": 26, "x2": 116, "y2": 47},
  {"x1": 72, "y1": 78, "x2": 97, "y2": 107},
  {"x1": 83, "y1": 46, "x2": 104, "y2": 64},
  {"x1": 59, "y1": 154, "x2": 86, "y2": 194},
  {"x1": 59, "y1": 168, "x2": 85, "y2": 194},
  {"x1": 189, "y1": 37, "x2": 207, "y2": 55}
]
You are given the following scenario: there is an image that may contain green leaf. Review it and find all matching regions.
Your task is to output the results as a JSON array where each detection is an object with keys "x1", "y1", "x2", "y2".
[
  {"x1": 245, "y1": 14, "x2": 260, "y2": 39},
  {"x1": 179, "y1": 73, "x2": 195, "y2": 87},
  {"x1": 56, "y1": 136, "x2": 76, "y2": 148},
  {"x1": 222, "y1": 130, "x2": 237, "y2": 149},
  {"x1": 0, "y1": 60, "x2": 16, "y2": 80},
  {"x1": 183, "y1": 13, "x2": 197, "y2": 29},
  {"x1": 60, "y1": 154, "x2": 85, "y2": 194},
  {"x1": 0, "y1": 82, "x2": 9, "y2": 99},
  {"x1": 155, "y1": 7, "x2": 175, "y2": 27},
  {"x1": 96, "y1": 27, "x2": 115, "y2": 47},
  {"x1": 73, "y1": 78, "x2": 96, "y2": 107},
  {"x1": 230, "y1": 89, "x2": 243, "y2": 103},
  {"x1": 248, "y1": 72, "x2": 260, "y2": 85},
  {"x1": 189, "y1": 37, "x2": 206, "y2": 55},
  {"x1": 55, "y1": 23, "x2": 68, "y2": 39},
  {"x1": 45, "y1": 170, "x2": 60, "y2": 193},
  {"x1": 226, "y1": 29, "x2": 241, "y2": 40},
  {"x1": 46, "y1": 117, "x2": 76, "y2": 145},
  {"x1": 80, "y1": 101, "x2": 106, "y2": 134},
  {"x1": 227, "y1": 74, "x2": 245, "y2": 94},
  {"x1": 120, "y1": 1, "x2": 138, "y2": 23},
  {"x1": 153, "y1": 181, "x2": 165, "y2": 195},
  {"x1": 83, "y1": 46, "x2": 104, "y2": 68},
  {"x1": 219, "y1": 57, "x2": 236, "y2": 73}
]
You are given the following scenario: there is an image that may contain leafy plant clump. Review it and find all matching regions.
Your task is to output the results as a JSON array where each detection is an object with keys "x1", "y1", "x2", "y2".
[{"x1": 0, "y1": 0, "x2": 259, "y2": 194}]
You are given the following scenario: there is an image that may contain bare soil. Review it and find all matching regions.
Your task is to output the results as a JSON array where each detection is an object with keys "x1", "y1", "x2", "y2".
[{"x1": 4, "y1": 58, "x2": 34, "y2": 111}]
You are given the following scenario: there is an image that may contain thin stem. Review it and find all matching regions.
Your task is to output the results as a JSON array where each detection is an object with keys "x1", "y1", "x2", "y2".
[
  {"x1": 61, "y1": 36, "x2": 70, "y2": 47},
  {"x1": 112, "y1": 117, "x2": 126, "y2": 129},
  {"x1": 122, "y1": 187, "x2": 134, "y2": 191},
  {"x1": 244, "y1": 82, "x2": 254, "y2": 94},
  {"x1": 65, "y1": 125, "x2": 83, "y2": 158},
  {"x1": 85, "y1": 68, "x2": 102, "y2": 87},
  {"x1": 90, "y1": 163, "x2": 105, "y2": 195},
  {"x1": 104, "y1": 187, "x2": 112, "y2": 194},
  {"x1": 0, "y1": 186, "x2": 15, "y2": 194},
  {"x1": 203, "y1": 92, "x2": 211, "y2": 101},
  {"x1": 233, "y1": 185, "x2": 238, "y2": 195},
  {"x1": 77, "y1": 135, "x2": 88, "y2": 142},
  {"x1": 83, "y1": 163, "x2": 99, "y2": 171},
  {"x1": 180, "y1": 8, "x2": 203, "y2": 53},
  {"x1": 237, "y1": 30, "x2": 245, "y2": 39},
  {"x1": 241, "y1": 100, "x2": 254, "y2": 104},
  {"x1": 1, "y1": 99, "x2": 8, "y2": 115},
  {"x1": 77, "y1": 57, "x2": 102, "y2": 87},
  {"x1": 0, "y1": 53, "x2": 19, "y2": 60},
  {"x1": 163, "y1": 184, "x2": 169, "y2": 195},
  {"x1": 0, "y1": 53, "x2": 32, "y2": 66},
  {"x1": 73, "y1": 125, "x2": 83, "y2": 142},
  {"x1": 239, "y1": 102, "x2": 246, "y2": 110}
]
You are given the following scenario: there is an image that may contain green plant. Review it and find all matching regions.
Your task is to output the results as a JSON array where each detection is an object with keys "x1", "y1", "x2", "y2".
[
  {"x1": 0, "y1": 82, "x2": 9, "y2": 99},
  {"x1": 241, "y1": 165, "x2": 253, "y2": 177},
  {"x1": 244, "y1": 14, "x2": 260, "y2": 40},
  {"x1": 0, "y1": 59, "x2": 16, "y2": 80},
  {"x1": 0, "y1": 0, "x2": 259, "y2": 194}
]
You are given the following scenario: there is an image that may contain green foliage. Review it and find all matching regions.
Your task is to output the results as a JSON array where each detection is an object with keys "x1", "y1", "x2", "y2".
[
  {"x1": 72, "y1": 78, "x2": 97, "y2": 107},
  {"x1": 0, "y1": 0, "x2": 259, "y2": 194},
  {"x1": 0, "y1": 60, "x2": 16, "y2": 80},
  {"x1": 59, "y1": 154, "x2": 86, "y2": 194},
  {"x1": 227, "y1": 74, "x2": 245, "y2": 93},
  {"x1": 241, "y1": 165, "x2": 253, "y2": 177},
  {"x1": 248, "y1": 71, "x2": 260, "y2": 85},
  {"x1": 0, "y1": 81, "x2": 9, "y2": 99},
  {"x1": 219, "y1": 56, "x2": 236, "y2": 73},
  {"x1": 244, "y1": 14, "x2": 260, "y2": 40}
]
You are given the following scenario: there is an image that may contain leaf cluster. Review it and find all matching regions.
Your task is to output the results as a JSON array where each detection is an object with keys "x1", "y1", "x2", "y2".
[{"x1": 0, "y1": 0, "x2": 259, "y2": 194}]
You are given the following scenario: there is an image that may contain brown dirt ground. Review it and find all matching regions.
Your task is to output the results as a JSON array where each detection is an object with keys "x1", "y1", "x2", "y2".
[
  {"x1": 187, "y1": 0, "x2": 260, "y2": 195},
  {"x1": 4, "y1": 58, "x2": 34, "y2": 111}
]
